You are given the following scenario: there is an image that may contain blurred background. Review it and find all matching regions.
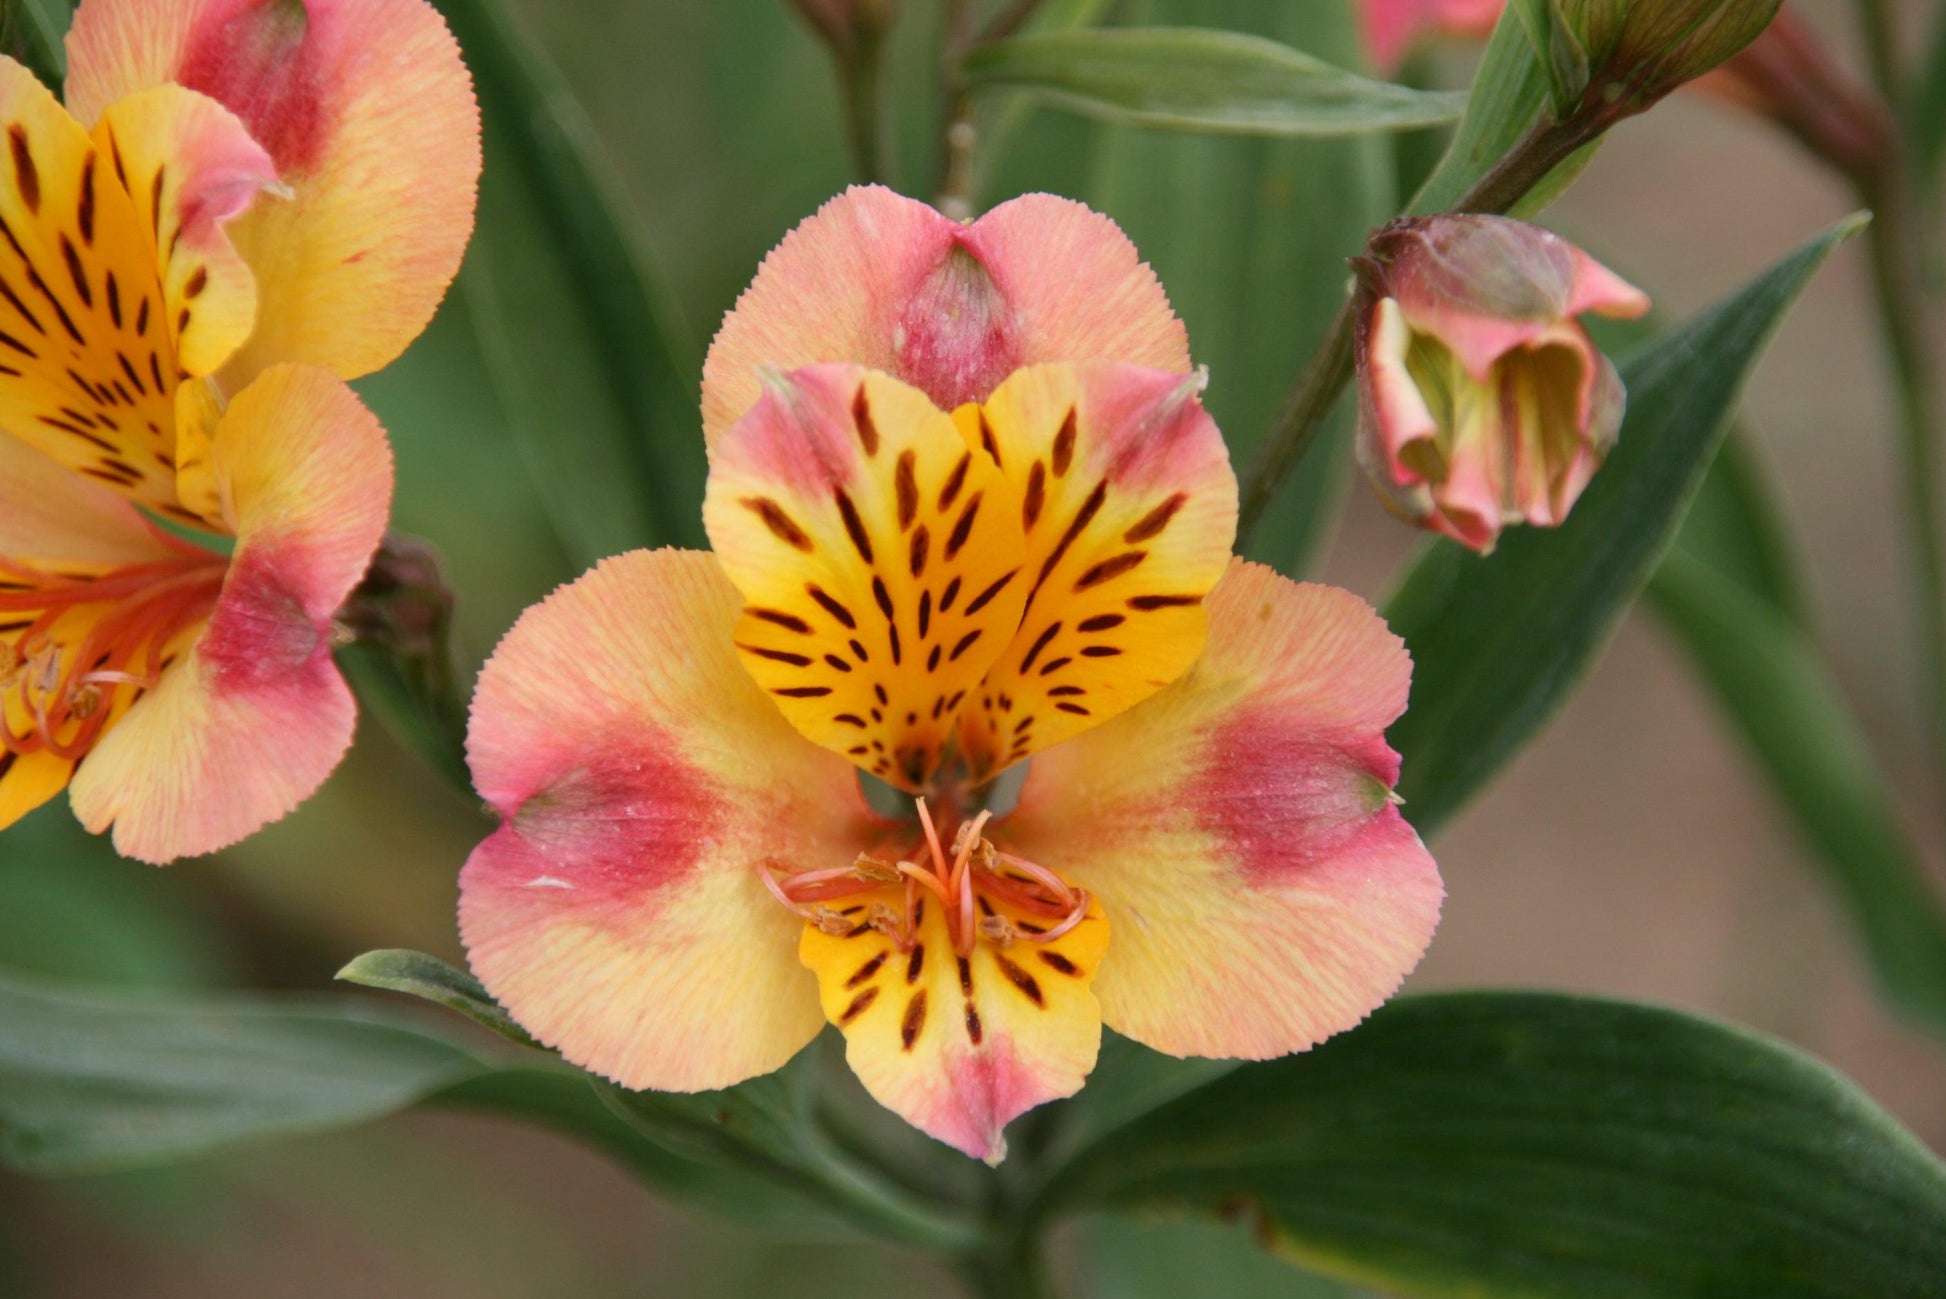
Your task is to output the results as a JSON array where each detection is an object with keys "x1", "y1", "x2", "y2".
[{"x1": 1, "y1": 0, "x2": 1942, "y2": 1294}]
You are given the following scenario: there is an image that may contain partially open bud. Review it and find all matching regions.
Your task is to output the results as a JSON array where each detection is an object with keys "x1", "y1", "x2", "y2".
[{"x1": 1353, "y1": 216, "x2": 1648, "y2": 552}]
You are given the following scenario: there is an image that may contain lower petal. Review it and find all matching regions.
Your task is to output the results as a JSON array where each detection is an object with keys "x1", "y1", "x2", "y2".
[
  {"x1": 66, "y1": 364, "x2": 393, "y2": 862},
  {"x1": 1003, "y1": 560, "x2": 1442, "y2": 1060},
  {"x1": 66, "y1": 618, "x2": 353, "y2": 863},
  {"x1": 0, "y1": 748, "x2": 73, "y2": 831},
  {"x1": 801, "y1": 879, "x2": 1108, "y2": 1163},
  {"x1": 461, "y1": 549, "x2": 878, "y2": 1092}
]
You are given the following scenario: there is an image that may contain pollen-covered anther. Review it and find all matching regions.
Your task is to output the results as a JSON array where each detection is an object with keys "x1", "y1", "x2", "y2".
[{"x1": 853, "y1": 853, "x2": 904, "y2": 883}]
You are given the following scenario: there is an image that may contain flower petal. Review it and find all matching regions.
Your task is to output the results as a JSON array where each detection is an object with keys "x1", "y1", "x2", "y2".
[
  {"x1": 95, "y1": 85, "x2": 278, "y2": 380},
  {"x1": 700, "y1": 186, "x2": 1188, "y2": 448},
  {"x1": 67, "y1": 364, "x2": 391, "y2": 862},
  {"x1": 1002, "y1": 561, "x2": 1442, "y2": 1059},
  {"x1": 460, "y1": 549, "x2": 874, "y2": 1092},
  {"x1": 0, "y1": 747, "x2": 74, "y2": 830},
  {"x1": 66, "y1": 0, "x2": 483, "y2": 383},
  {"x1": 957, "y1": 362, "x2": 1236, "y2": 782},
  {"x1": 703, "y1": 364, "x2": 1027, "y2": 793},
  {"x1": 0, "y1": 431, "x2": 180, "y2": 569},
  {"x1": 0, "y1": 58, "x2": 265, "y2": 515},
  {"x1": 800, "y1": 880, "x2": 1108, "y2": 1163}
]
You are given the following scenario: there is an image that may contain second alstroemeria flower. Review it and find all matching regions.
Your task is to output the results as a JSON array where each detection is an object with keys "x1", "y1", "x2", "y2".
[
  {"x1": 0, "y1": 56, "x2": 394, "y2": 861},
  {"x1": 463, "y1": 348, "x2": 1441, "y2": 1160}
]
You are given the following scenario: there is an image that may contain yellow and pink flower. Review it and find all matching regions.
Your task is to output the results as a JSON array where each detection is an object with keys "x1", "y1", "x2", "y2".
[
  {"x1": 1354, "y1": 215, "x2": 1649, "y2": 552},
  {"x1": 0, "y1": 0, "x2": 479, "y2": 861},
  {"x1": 462, "y1": 189, "x2": 1441, "y2": 1162}
]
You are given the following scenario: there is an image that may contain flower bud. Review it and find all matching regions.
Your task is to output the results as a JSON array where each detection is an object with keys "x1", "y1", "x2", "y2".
[
  {"x1": 1550, "y1": 0, "x2": 1785, "y2": 112},
  {"x1": 1353, "y1": 216, "x2": 1648, "y2": 552}
]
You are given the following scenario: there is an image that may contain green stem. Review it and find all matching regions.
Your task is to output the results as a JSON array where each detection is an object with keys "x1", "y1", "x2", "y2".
[
  {"x1": 957, "y1": 1227, "x2": 1055, "y2": 1299},
  {"x1": 1236, "y1": 115, "x2": 1603, "y2": 542},
  {"x1": 1856, "y1": 0, "x2": 1900, "y2": 101},
  {"x1": 935, "y1": 0, "x2": 981, "y2": 215},
  {"x1": 839, "y1": 27, "x2": 890, "y2": 184},
  {"x1": 1859, "y1": 164, "x2": 1946, "y2": 786}
]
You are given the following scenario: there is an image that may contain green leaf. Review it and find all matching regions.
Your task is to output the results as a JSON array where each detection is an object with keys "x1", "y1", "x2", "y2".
[
  {"x1": 2, "y1": 0, "x2": 68, "y2": 86},
  {"x1": 433, "y1": 0, "x2": 707, "y2": 568},
  {"x1": 1662, "y1": 431, "x2": 1805, "y2": 625},
  {"x1": 1068, "y1": 1215, "x2": 1369, "y2": 1298},
  {"x1": 1071, "y1": 0, "x2": 1393, "y2": 578},
  {"x1": 0, "y1": 969, "x2": 484, "y2": 1174},
  {"x1": 961, "y1": 28, "x2": 1467, "y2": 137},
  {"x1": 1385, "y1": 215, "x2": 1865, "y2": 834},
  {"x1": 1506, "y1": 0, "x2": 1588, "y2": 116},
  {"x1": 336, "y1": 948, "x2": 540, "y2": 1050},
  {"x1": 1404, "y1": 5, "x2": 1600, "y2": 219},
  {"x1": 1649, "y1": 551, "x2": 1946, "y2": 1041},
  {"x1": 1039, "y1": 992, "x2": 1946, "y2": 1298}
]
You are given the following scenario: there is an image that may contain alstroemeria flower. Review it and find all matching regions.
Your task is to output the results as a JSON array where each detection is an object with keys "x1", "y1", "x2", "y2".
[
  {"x1": 0, "y1": 32, "x2": 409, "y2": 859},
  {"x1": 64, "y1": 0, "x2": 482, "y2": 389},
  {"x1": 701, "y1": 184, "x2": 1189, "y2": 448},
  {"x1": 461, "y1": 358, "x2": 1441, "y2": 1162},
  {"x1": 1353, "y1": 215, "x2": 1649, "y2": 552},
  {"x1": 1359, "y1": 0, "x2": 1504, "y2": 73}
]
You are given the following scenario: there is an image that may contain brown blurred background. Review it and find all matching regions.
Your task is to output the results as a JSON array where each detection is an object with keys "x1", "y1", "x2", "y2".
[{"x1": 1, "y1": 0, "x2": 1942, "y2": 1294}]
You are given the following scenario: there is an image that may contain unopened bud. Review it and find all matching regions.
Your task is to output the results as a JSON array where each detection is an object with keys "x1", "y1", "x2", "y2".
[
  {"x1": 1547, "y1": 0, "x2": 1785, "y2": 114},
  {"x1": 1352, "y1": 215, "x2": 1648, "y2": 552}
]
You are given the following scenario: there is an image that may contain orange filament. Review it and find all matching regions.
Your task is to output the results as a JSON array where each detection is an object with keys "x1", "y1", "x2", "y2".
[
  {"x1": 0, "y1": 551, "x2": 227, "y2": 762},
  {"x1": 757, "y1": 796, "x2": 1090, "y2": 957}
]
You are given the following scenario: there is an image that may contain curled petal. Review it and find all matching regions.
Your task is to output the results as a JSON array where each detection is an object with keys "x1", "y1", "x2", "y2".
[
  {"x1": 461, "y1": 549, "x2": 877, "y2": 1092},
  {"x1": 67, "y1": 0, "x2": 483, "y2": 383},
  {"x1": 68, "y1": 364, "x2": 391, "y2": 862},
  {"x1": 95, "y1": 84, "x2": 279, "y2": 380},
  {"x1": 701, "y1": 186, "x2": 1188, "y2": 448},
  {"x1": 1003, "y1": 561, "x2": 1442, "y2": 1060}
]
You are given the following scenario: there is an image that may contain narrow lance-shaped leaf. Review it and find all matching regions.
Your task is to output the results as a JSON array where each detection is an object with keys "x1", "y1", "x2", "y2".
[
  {"x1": 1385, "y1": 215, "x2": 1866, "y2": 834},
  {"x1": 1038, "y1": 992, "x2": 1946, "y2": 1299},
  {"x1": 961, "y1": 27, "x2": 1467, "y2": 136},
  {"x1": 0, "y1": 969, "x2": 485, "y2": 1174},
  {"x1": 434, "y1": 0, "x2": 707, "y2": 566},
  {"x1": 1649, "y1": 550, "x2": 1946, "y2": 1042}
]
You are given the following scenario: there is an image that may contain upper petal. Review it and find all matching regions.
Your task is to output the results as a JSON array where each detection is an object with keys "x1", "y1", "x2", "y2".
[
  {"x1": 703, "y1": 364, "x2": 1027, "y2": 793},
  {"x1": 66, "y1": 0, "x2": 483, "y2": 384},
  {"x1": 1002, "y1": 561, "x2": 1442, "y2": 1060},
  {"x1": 67, "y1": 364, "x2": 392, "y2": 862},
  {"x1": 0, "y1": 58, "x2": 267, "y2": 515},
  {"x1": 700, "y1": 186, "x2": 1188, "y2": 449},
  {"x1": 95, "y1": 84, "x2": 279, "y2": 380},
  {"x1": 957, "y1": 362, "x2": 1237, "y2": 782},
  {"x1": 460, "y1": 548, "x2": 876, "y2": 1092}
]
